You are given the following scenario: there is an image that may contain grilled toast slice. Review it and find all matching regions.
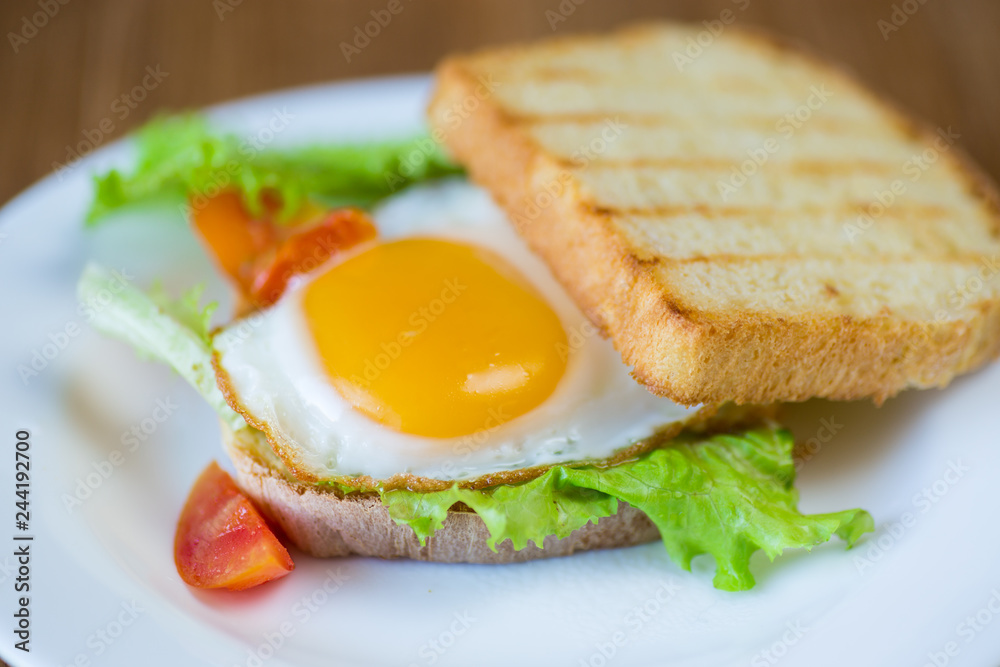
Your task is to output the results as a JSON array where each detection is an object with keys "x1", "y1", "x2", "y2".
[{"x1": 428, "y1": 22, "x2": 1000, "y2": 406}]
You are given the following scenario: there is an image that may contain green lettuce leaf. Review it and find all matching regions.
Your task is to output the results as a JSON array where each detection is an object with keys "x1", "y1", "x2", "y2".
[
  {"x1": 383, "y1": 429, "x2": 873, "y2": 591},
  {"x1": 86, "y1": 114, "x2": 464, "y2": 224},
  {"x1": 77, "y1": 263, "x2": 245, "y2": 431},
  {"x1": 382, "y1": 469, "x2": 621, "y2": 552}
]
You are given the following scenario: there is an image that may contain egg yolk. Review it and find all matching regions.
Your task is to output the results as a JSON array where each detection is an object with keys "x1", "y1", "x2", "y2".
[{"x1": 302, "y1": 238, "x2": 568, "y2": 438}]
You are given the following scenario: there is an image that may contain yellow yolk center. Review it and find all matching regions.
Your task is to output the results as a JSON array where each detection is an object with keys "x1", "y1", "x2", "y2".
[{"x1": 302, "y1": 238, "x2": 569, "y2": 438}]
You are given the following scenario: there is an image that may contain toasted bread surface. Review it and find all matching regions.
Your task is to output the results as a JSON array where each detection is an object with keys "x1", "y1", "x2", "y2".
[{"x1": 428, "y1": 23, "x2": 1000, "y2": 405}]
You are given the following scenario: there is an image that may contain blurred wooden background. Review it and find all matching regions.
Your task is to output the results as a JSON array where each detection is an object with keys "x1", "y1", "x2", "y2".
[
  {"x1": 0, "y1": 0, "x2": 999, "y2": 206},
  {"x1": 1, "y1": 0, "x2": 999, "y2": 203}
]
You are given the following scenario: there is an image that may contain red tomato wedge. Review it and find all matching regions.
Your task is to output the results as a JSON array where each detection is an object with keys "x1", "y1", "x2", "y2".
[
  {"x1": 250, "y1": 208, "x2": 377, "y2": 307},
  {"x1": 189, "y1": 191, "x2": 377, "y2": 307},
  {"x1": 174, "y1": 461, "x2": 294, "y2": 591}
]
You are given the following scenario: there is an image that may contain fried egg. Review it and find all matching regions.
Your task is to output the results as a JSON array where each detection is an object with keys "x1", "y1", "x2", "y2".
[{"x1": 212, "y1": 179, "x2": 700, "y2": 483}]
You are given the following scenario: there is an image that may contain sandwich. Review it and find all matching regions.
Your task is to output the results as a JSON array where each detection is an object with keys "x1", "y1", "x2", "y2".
[{"x1": 77, "y1": 23, "x2": 1000, "y2": 592}]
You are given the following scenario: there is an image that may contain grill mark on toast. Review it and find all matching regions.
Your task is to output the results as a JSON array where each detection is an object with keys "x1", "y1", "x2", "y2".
[
  {"x1": 558, "y1": 157, "x2": 905, "y2": 174},
  {"x1": 662, "y1": 298, "x2": 693, "y2": 318},
  {"x1": 661, "y1": 254, "x2": 993, "y2": 265},
  {"x1": 586, "y1": 203, "x2": 955, "y2": 217},
  {"x1": 510, "y1": 69, "x2": 800, "y2": 95},
  {"x1": 511, "y1": 112, "x2": 886, "y2": 133},
  {"x1": 608, "y1": 204, "x2": 958, "y2": 221}
]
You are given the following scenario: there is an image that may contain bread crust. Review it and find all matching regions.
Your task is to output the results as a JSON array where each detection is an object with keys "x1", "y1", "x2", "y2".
[
  {"x1": 222, "y1": 425, "x2": 661, "y2": 562},
  {"x1": 427, "y1": 22, "x2": 1000, "y2": 407}
]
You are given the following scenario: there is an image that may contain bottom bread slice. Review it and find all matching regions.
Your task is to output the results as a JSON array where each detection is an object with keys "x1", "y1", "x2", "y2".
[{"x1": 222, "y1": 426, "x2": 661, "y2": 563}]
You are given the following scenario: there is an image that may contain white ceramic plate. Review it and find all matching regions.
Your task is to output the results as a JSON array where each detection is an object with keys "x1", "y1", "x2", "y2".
[{"x1": 3, "y1": 75, "x2": 1000, "y2": 667}]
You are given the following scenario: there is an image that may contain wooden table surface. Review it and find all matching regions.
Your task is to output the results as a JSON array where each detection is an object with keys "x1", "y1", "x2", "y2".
[
  {"x1": 1, "y1": 0, "x2": 999, "y2": 207},
  {"x1": 0, "y1": 0, "x2": 997, "y2": 664}
]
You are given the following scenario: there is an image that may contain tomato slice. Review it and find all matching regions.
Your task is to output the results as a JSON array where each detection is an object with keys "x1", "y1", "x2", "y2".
[
  {"x1": 174, "y1": 462, "x2": 294, "y2": 591},
  {"x1": 190, "y1": 192, "x2": 377, "y2": 307},
  {"x1": 250, "y1": 208, "x2": 377, "y2": 307}
]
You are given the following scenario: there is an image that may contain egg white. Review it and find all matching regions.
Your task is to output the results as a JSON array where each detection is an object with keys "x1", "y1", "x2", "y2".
[{"x1": 213, "y1": 179, "x2": 700, "y2": 482}]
